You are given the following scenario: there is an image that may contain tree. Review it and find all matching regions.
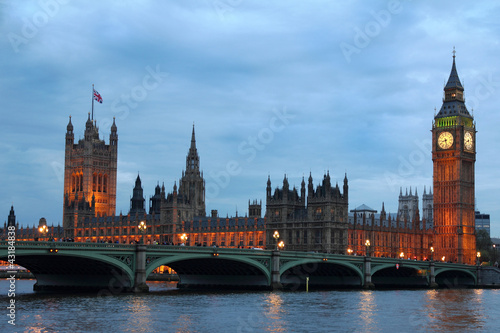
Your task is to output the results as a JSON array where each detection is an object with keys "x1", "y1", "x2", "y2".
[
  {"x1": 476, "y1": 229, "x2": 492, "y2": 251},
  {"x1": 476, "y1": 229, "x2": 493, "y2": 262}
]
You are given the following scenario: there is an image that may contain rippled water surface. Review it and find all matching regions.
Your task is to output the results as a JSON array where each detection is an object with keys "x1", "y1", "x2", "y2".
[{"x1": 1, "y1": 280, "x2": 500, "y2": 332}]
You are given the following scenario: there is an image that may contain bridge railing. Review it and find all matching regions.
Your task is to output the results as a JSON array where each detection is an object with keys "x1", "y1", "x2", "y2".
[
  {"x1": 145, "y1": 245, "x2": 272, "y2": 254},
  {"x1": 0, "y1": 241, "x2": 136, "y2": 250}
]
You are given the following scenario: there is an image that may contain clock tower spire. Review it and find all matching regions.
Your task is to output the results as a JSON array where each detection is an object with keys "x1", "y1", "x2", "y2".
[{"x1": 432, "y1": 51, "x2": 476, "y2": 264}]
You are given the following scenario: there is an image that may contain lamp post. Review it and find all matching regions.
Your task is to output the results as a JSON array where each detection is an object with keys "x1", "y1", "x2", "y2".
[
  {"x1": 273, "y1": 230, "x2": 280, "y2": 250},
  {"x1": 180, "y1": 233, "x2": 188, "y2": 246},
  {"x1": 365, "y1": 239, "x2": 370, "y2": 257},
  {"x1": 138, "y1": 220, "x2": 146, "y2": 244},
  {"x1": 476, "y1": 251, "x2": 481, "y2": 266},
  {"x1": 38, "y1": 225, "x2": 48, "y2": 241},
  {"x1": 400, "y1": 252, "x2": 404, "y2": 260},
  {"x1": 278, "y1": 240, "x2": 285, "y2": 251},
  {"x1": 430, "y1": 246, "x2": 434, "y2": 262},
  {"x1": 347, "y1": 248, "x2": 353, "y2": 255}
]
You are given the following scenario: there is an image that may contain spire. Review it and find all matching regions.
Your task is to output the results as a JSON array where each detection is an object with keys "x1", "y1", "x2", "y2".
[
  {"x1": 67, "y1": 116, "x2": 73, "y2": 133},
  {"x1": 186, "y1": 124, "x2": 200, "y2": 172},
  {"x1": 191, "y1": 123, "x2": 196, "y2": 150},
  {"x1": 111, "y1": 117, "x2": 117, "y2": 132},
  {"x1": 445, "y1": 47, "x2": 463, "y2": 90},
  {"x1": 436, "y1": 49, "x2": 471, "y2": 119}
]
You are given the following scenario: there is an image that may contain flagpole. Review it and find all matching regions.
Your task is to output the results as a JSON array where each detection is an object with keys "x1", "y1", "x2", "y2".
[{"x1": 91, "y1": 84, "x2": 94, "y2": 120}]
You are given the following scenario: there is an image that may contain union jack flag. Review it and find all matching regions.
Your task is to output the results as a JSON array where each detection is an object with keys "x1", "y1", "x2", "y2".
[{"x1": 93, "y1": 89, "x2": 103, "y2": 103}]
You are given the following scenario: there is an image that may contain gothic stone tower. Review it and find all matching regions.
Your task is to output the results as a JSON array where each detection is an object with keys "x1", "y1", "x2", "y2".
[
  {"x1": 177, "y1": 125, "x2": 206, "y2": 217},
  {"x1": 63, "y1": 114, "x2": 118, "y2": 235},
  {"x1": 432, "y1": 53, "x2": 476, "y2": 264}
]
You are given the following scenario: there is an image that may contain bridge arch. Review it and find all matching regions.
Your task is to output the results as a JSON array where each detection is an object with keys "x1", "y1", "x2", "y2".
[
  {"x1": 2, "y1": 251, "x2": 135, "y2": 291},
  {"x1": 371, "y1": 263, "x2": 429, "y2": 288},
  {"x1": 146, "y1": 253, "x2": 272, "y2": 289},
  {"x1": 434, "y1": 267, "x2": 476, "y2": 287},
  {"x1": 280, "y1": 259, "x2": 363, "y2": 289}
]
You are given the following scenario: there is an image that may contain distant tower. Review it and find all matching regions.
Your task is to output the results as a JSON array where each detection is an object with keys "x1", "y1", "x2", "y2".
[
  {"x1": 432, "y1": 51, "x2": 476, "y2": 264},
  {"x1": 63, "y1": 115, "x2": 118, "y2": 233},
  {"x1": 397, "y1": 187, "x2": 419, "y2": 222},
  {"x1": 422, "y1": 186, "x2": 433, "y2": 229},
  {"x1": 177, "y1": 125, "x2": 206, "y2": 217},
  {"x1": 129, "y1": 174, "x2": 146, "y2": 216},
  {"x1": 7, "y1": 206, "x2": 15, "y2": 228},
  {"x1": 248, "y1": 199, "x2": 262, "y2": 218}
]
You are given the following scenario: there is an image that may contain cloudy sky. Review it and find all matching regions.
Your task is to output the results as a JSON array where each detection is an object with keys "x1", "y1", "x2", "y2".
[{"x1": 1, "y1": 1, "x2": 499, "y2": 237}]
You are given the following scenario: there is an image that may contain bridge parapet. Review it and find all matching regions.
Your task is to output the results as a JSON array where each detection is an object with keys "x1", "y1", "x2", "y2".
[{"x1": 0, "y1": 240, "x2": 136, "y2": 250}]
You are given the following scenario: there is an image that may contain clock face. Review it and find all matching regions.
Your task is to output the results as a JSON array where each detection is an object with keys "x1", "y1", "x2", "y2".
[
  {"x1": 438, "y1": 131, "x2": 454, "y2": 149},
  {"x1": 464, "y1": 131, "x2": 474, "y2": 151}
]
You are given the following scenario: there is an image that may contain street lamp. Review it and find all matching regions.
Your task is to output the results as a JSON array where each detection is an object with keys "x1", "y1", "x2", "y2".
[
  {"x1": 430, "y1": 246, "x2": 434, "y2": 262},
  {"x1": 273, "y1": 230, "x2": 280, "y2": 250},
  {"x1": 400, "y1": 252, "x2": 404, "y2": 260},
  {"x1": 476, "y1": 251, "x2": 481, "y2": 266},
  {"x1": 38, "y1": 225, "x2": 48, "y2": 241},
  {"x1": 365, "y1": 239, "x2": 371, "y2": 257},
  {"x1": 180, "y1": 233, "x2": 188, "y2": 246},
  {"x1": 347, "y1": 248, "x2": 353, "y2": 255},
  {"x1": 278, "y1": 240, "x2": 285, "y2": 250},
  {"x1": 138, "y1": 220, "x2": 147, "y2": 244}
]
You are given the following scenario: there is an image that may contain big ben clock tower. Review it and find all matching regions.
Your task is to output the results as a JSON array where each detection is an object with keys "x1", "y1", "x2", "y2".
[{"x1": 432, "y1": 51, "x2": 476, "y2": 264}]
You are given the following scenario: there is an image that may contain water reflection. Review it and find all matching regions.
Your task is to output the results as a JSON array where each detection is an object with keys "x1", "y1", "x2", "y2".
[
  {"x1": 358, "y1": 291, "x2": 377, "y2": 331},
  {"x1": 426, "y1": 289, "x2": 486, "y2": 331},
  {"x1": 124, "y1": 297, "x2": 153, "y2": 332},
  {"x1": 4, "y1": 280, "x2": 500, "y2": 332},
  {"x1": 263, "y1": 293, "x2": 286, "y2": 332}
]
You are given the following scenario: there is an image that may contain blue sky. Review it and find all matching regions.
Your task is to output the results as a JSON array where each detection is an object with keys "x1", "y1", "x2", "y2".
[{"x1": 1, "y1": 1, "x2": 499, "y2": 237}]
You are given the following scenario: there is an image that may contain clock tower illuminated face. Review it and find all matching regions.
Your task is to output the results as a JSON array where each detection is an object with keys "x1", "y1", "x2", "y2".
[
  {"x1": 438, "y1": 131, "x2": 453, "y2": 149},
  {"x1": 432, "y1": 51, "x2": 476, "y2": 265},
  {"x1": 464, "y1": 131, "x2": 474, "y2": 151}
]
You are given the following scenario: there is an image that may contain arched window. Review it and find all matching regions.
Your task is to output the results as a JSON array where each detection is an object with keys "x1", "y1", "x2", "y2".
[
  {"x1": 72, "y1": 174, "x2": 76, "y2": 192},
  {"x1": 103, "y1": 174, "x2": 107, "y2": 193},
  {"x1": 79, "y1": 173, "x2": 83, "y2": 191},
  {"x1": 93, "y1": 173, "x2": 97, "y2": 192},
  {"x1": 98, "y1": 173, "x2": 102, "y2": 192}
]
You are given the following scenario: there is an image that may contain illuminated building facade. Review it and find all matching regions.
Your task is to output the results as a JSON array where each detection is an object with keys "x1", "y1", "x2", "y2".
[
  {"x1": 63, "y1": 114, "x2": 118, "y2": 238},
  {"x1": 432, "y1": 53, "x2": 476, "y2": 264},
  {"x1": 58, "y1": 120, "x2": 265, "y2": 247},
  {"x1": 1, "y1": 55, "x2": 479, "y2": 264},
  {"x1": 348, "y1": 187, "x2": 434, "y2": 260}
]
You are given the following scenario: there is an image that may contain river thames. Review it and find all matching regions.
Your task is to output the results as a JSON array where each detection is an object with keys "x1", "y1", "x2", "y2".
[{"x1": 1, "y1": 280, "x2": 499, "y2": 332}]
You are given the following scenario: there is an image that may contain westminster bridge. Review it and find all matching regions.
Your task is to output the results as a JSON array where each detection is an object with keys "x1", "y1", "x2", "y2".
[{"x1": 1, "y1": 241, "x2": 491, "y2": 292}]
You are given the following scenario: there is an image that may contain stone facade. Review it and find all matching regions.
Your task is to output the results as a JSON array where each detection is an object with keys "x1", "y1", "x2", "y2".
[
  {"x1": 348, "y1": 188, "x2": 434, "y2": 260},
  {"x1": 265, "y1": 172, "x2": 349, "y2": 253}
]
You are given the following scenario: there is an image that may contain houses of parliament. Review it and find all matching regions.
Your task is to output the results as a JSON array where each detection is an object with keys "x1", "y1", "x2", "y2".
[{"x1": 1, "y1": 55, "x2": 477, "y2": 264}]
